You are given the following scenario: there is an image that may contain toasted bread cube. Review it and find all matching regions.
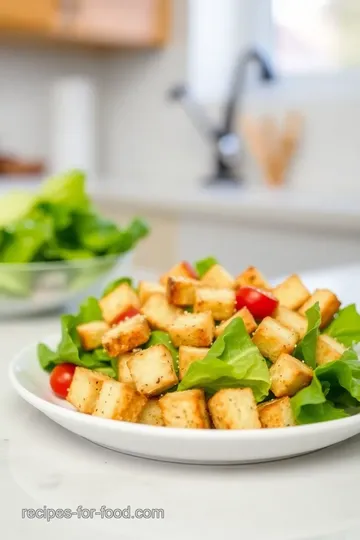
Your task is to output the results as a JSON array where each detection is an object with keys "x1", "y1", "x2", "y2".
[
  {"x1": 93, "y1": 381, "x2": 147, "y2": 422},
  {"x1": 258, "y1": 397, "x2": 296, "y2": 428},
  {"x1": 169, "y1": 311, "x2": 214, "y2": 348},
  {"x1": 315, "y1": 334, "x2": 347, "y2": 366},
  {"x1": 298, "y1": 289, "x2": 341, "y2": 329},
  {"x1": 215, "y1": 307, "x2": 257, "y2": 338},
  {"x1": 208, "y1": 388, "x2": 261, "y2": 430},
  {"x1": 252, "y1": 317, "x2": 298, "y2": 363},
  {"x1": 235, "y1": 266, "x2": 271, "y2": 290},
  {"x1": 141, "y1": 293, "x2": 181, "y2": 331},
  {"x1": 138, "y1": 281, "x2": 165, "y2": 305},
  {"x1": 159, "y1": 389, "x2": 210, "y2": 429},
  {"x1": 160, "y1": 261, "x2": 197, "y2": 285},
  {"x1": 194, "y1": 287, "x2": 235, "y2": 321},
  {"x1": 167, "y1": 276, "x2": 198, "y2": 306},
  {"x1": 178, "y1": 346, "x2": 209, "y2": 380},
  {"x1": 117, "y1": 354, "x2": 133, "y2": 384},
  {"x1": 128, "y1": 344, "x2": 178, "y2": 397},
  {"x1": 76, "y1": 321, "x2": 110, "y2": 351},
  {"x1": 99, "y1": 283, "x2": 140, "y2": 325},
  {"x1": 273, "y1": 306, "x2": 308, "y2": 340},
  {"x1": 201, "y1": 264, "x2": 235, "y2": 289},
  {"x1": 273, "y1": 274, "x2": 310, "y2": 310},
  {"x1": 66, "y1": 367, "x2": 111, "y2": 414},
  {"x1": 138, "y1": 399, "x2": 164, "y2": 426},
  {"x1": 270, "y1": 353, "x2": 313, "y2": 398},
  {"x1": 102, "y1": 314, "x2": 150, "y2": 357}
]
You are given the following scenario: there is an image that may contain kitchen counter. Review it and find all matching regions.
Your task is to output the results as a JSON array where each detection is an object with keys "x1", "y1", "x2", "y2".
[{"x1": 2, "y1": 263, "x2": 360, "y2": 540}]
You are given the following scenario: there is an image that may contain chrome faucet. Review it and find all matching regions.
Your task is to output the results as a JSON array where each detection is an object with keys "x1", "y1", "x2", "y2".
[{"x1": 168, "y1": 48, "x2": 275, "y2": 186}]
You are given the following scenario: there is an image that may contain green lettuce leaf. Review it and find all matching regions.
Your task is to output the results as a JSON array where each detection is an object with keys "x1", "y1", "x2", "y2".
[
  {"x1": 126, "y1": 218, "x2": 150, "y2": 244},
  {"x1": 74, "y1": 213, "x2": 123, "y2": 253},
  {"x1": 144, "y1": 331, "x2": 179, "y2": 375},
  {"x1": 178, "y1": 318, "x2": 270, "y2": 401},
  {"x1": 40, "y1": 169, "x2": 90, "y2": 211},
  {"x1": 294, "y1": 303, "x2": 321, "y2": 369},
  {"x1": 0, "y1": 217, "x2": 53, "y2": 263},
  {"x1": 194, "y1": 256, "x2": 218, "y2": 278},
  {"x1": 102, "y1": 277, "x2": 133, "y2": 297},
  {"x1": 325, "y1": 304, "x2": 360, "y2": 347},
  {"x1": 0, "y1": 190, "x2": 37, "y2": 227}
]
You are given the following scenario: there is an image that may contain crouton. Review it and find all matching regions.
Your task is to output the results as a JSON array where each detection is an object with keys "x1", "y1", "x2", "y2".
[
  {"x1": 138, "y1": 399, "x2": 164, "y2": 426},
  {"x1": 166, "y1": 276, "x2": 198, "y2": 306},
  {"x1": 128, "y1": 344, "x2": 178, "y2": 397},
  {"x1": 141, "y1": 293, "x2": 181, "y2": 332},
  {"x1": 76, "y1": 321, "x2": 109, "y2": 351},
  {"x1": 159, "y1": 389, "x2": 210, "y2": 429},
  {"x1": 66, "y1": 367, "x2": 111, "y2": 414},
  {"x1": 178, "y1": 346, "x2": 209, "y2": 380},
  {"x1": 160, "y1": 261, "x2": 197, "y2": 285},
  {"x1": 201, "y1": 264, "x2": 235, "y2": 289},
  {"x1": 215, "y1": 307, "x2": 257, "y2": 338},
  {"x1": 252, "y1": 317, "x2": 298, "y2": 363},
  {"x1": 208, "y1": 388, "x2": 261, "y2": 430},
  {"x1": 138, "y1": 281, "x2": 165, "y2": 305},
  {"x1": 117, "y1": 353, "x2": 133, "y2": 384},
  {"x1": 270, "y1": 353, "x2": 313, "y2": 398},
  {"x1": 102, "y1": 314, "x2": 150, "y2": 357},
  {"x1": 99, "y1": 283, "x2": 140, "y2": 325},
  {"x1": 315, "y1": 334, "x2": 347, "y2": 366},
  {"x1": 273, "y1": 274, "x2": 310, "y2": 310},
  {"x1": 235, "y1": 266, "x2": 271, "y2": 290},
  {"x1": 169, "y1": 311, "x2": 214, "y2": 348},
  {"x1": 93, "y1": 381, "x2": 147, "y2": 422},
  {"x1": 258, "y1": 397, "x2": 296, "y2": 428},
  {"x1": 194, "y1": 287, "x2": 235, "y2": 321},
  {"x1": 273, "y1": 306, "x2": 308, "y2": 340},
  {"x1": 298, "y1": 289, "x2": 341, "y2": 329}
]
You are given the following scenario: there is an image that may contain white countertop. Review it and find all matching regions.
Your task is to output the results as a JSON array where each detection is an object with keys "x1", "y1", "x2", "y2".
[{"x1": 3, "y1": 263, "x2": 360, "y2": 539}]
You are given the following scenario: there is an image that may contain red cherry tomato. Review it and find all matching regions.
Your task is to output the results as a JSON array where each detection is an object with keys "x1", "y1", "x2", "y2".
[
  {"x1": 50, "y1": 363, "x2": 76, "y2": 399},
  {"x1": 114, "y1": 306, "x2": 141, "y2": 324},
  {"x1": 236, "y1": 286, "x2": 278, "y2": 319},
  {"x1": 183, "y1": 261, "x2": 198, "y2": 279}
]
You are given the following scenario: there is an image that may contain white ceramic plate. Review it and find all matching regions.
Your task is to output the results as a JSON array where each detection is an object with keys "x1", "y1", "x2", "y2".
[{"x1": 9, "y1": 335, "x2": 360, "y2": 465}]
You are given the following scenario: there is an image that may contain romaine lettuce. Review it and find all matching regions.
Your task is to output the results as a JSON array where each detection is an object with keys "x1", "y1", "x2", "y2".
[
  {"x1": 325, "y1": 304, "x2": 360, "y2": 347},
  {"x1": 294, "y1": 303, "x2": 321, "y2": 369},
  {"x1": 194, "y1": 256, "x2": 218, "y2": 278}
]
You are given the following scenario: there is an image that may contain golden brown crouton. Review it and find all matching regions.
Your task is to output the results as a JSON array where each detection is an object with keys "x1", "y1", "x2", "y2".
[
  {"x1": 169, "y1": 311, "x2": 215, "y2": 348},
  {"x1": 235, "y1": 266, "x2": 271, "y2": 290},
  {"x1": 128, "y1": 344, "x2": 178, "y2": 397},
  {"x1": 117, "y1": 354, "x2": 133, "y2": 384},
  {"x1": 93, "y1": 381, "x2": 147, "y2": 422},
  {"x1": 66, "y1": 367, "x2": 111, "y2": 414},
  {"x1": 160, "y1": 261, "x2": 197, "y2": 285},
  {"x1": 178, "y1": 346, "x2": 209, "y2": 380},
  {"x1": 166, "y1": 276, "x2": 198, "y2": 306},
  {"x1": 215, "y1": 307, "x2": 257, "y2": 338},
  {"x1": 99, "y1": 283, "x2": 140, "y2": 325},
  {"x1": 252, "y1": 317, "x2": 298, "y2": 363},
  {"x1": 138, "y1": 281, "x2": 165, "y2": 305},
  {"x1": 201, "y1": 264, "x2": 235, "y2": 289},
  {"x1": 194, "y1": 287, "x2": 235, "y2": 321},
  {"x1": 141, "y1": 293, "x2": 181, "y2": 332},
  {"x1": 138, "y1": 399, "x2": 164, "y2": 426},
  {"x1": 76, "y1": 321, "x2": 109, "y2": 351},
  {"x1": 273, "y1": 306, "x2": 308, "y2": 340},
  {"x1": 208, "y1": 388, "x2": 261, "y2": 430},
  {"x1": 270, "y1": 353, "x2": 313, "y2": 398},
  {"x1": 273, "y1": 274, "x2": 310, "y2": 310},
  {"x1": 258, "y1": 397, "x2": 296, "y2": 428},
  {"x1": 315, "y1": 334, "x2": 347, "y2": 366},
  {"x1": 298, "y1": 289, "x2": 341, "y2": 329},
  {"x1": 159, "y1": 389, "x2": 210, "y2": 429},
  {"x1": 102, "y1": 314, "x2": 150, "y2": 357}
]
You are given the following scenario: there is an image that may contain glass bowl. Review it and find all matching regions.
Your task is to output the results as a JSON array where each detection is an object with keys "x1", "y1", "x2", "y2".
[{"x1": 0, "y1": 254, "x2": 130, "y2": 317}]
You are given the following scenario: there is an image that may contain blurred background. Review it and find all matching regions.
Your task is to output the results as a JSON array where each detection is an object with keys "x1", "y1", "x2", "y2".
[{"x1": 1, "y1": 0, "x2": 360, "y2": 279}]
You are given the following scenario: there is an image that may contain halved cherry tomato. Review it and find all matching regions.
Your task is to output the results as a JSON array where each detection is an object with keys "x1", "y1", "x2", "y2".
[
  {"x1": 50, "y1": 363, "x2": 76, "y2": 399},
  {"x1": 113, "y1": 306, "x2": 140, "y2": 324},
  {"x1": 183, "y1": 261, "x2": 198, "y2": 280},
  {"x1": 236, "y1": 286, "x2": 278, "y2": 319}
]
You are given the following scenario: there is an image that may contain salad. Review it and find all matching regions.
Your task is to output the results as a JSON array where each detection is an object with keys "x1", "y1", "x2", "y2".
[{"x1": 38, "y1": 258, "x2": 360, "y2": 430}]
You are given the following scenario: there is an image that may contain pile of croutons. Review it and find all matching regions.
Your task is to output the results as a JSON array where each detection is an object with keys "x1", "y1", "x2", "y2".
[{"x1": 67, "y1": 262, "x2": 344, "y2": 430}]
